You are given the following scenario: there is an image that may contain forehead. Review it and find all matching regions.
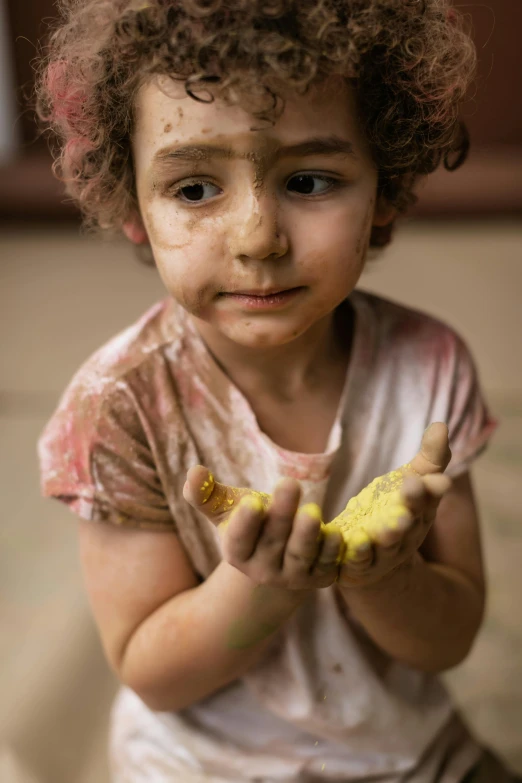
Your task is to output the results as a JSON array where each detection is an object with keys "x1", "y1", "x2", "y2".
[{"x1": 132, "y1": 75, "x2": 371, "y2": 165}]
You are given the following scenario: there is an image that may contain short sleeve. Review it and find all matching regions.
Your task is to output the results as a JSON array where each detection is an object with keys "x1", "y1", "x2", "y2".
[
  {"x1": 443, "y1": 333, "x2": 498, "y2": 478},
  {"x1": 38, "y1": 380, "x2": 175, "y2": 531}
]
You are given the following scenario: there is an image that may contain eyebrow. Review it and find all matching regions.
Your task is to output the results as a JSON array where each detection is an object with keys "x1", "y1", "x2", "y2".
[{"x1": 151, "y1": 135, "x2": 357, "y2": 166}]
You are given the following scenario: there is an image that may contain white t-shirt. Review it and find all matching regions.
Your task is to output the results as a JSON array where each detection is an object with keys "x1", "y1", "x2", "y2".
[{"x1": 38, "y1": 290, "x2": 497, "y2": 782}]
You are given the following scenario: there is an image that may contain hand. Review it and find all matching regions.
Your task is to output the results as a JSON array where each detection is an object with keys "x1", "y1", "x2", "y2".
[
  {"x1": 332, "y1": 422, "x2": 452, "y2": 588},
  {"x1": 183, "y1": 468, "x2": 344, "y2": 591}
]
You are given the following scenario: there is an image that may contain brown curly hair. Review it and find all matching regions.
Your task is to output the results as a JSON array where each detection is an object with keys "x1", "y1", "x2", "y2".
[{"x1": 35, "y1": 0, "x2": 476, "y2": 249}]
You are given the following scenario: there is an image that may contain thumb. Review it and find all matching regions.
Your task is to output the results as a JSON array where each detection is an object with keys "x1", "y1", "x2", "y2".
[
  {"x1": 408, "y1": 422, "x2": 452, "y2": 476},
  {"x1": 183, "y1": 465, "x2": 271, "y2": 525}
]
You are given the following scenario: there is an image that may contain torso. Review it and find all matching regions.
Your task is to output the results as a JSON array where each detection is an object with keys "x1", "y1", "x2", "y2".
[{"x1": 248, "y1": 366, "x2": 348, "y2": 453}]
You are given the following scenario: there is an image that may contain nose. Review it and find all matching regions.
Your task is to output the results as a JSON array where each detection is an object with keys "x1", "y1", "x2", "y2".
[{"x1": 227, "y1": 190, "x2": 289, "y2": 262}]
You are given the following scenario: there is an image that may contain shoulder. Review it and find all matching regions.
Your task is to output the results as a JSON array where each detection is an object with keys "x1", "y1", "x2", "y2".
[
  {"x1": 38, "y1": 298, "x2": 189, "y2": 487},
  {"x1": 349, "y1": 291, "x2": 496, "y2": 477},
  {"x1": 76, "y1": 297, "x2": 185, "y2": 394},
  {"x1": 352, "y1": 289, "x2": 469, "y2": 366}
]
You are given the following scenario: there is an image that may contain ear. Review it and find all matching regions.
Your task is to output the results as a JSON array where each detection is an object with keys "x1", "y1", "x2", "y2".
[
  {"x1": 122, "y1": 213, "x2": 149, "y2": 245},
  {"x1": 372, "y1": 195, "x2": 397, "y2": 228}
]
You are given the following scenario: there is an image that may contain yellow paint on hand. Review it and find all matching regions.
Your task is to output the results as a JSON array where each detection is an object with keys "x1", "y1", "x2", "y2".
[
  {"x1": 332, "y1": 464, "x2": 419, "y2": 562},
  {"x1": 217, "y1": 488, "x2": 272, "y2": 533},
  {"x1": 299, "y1": 503, "x2": 323, "y2": 522},
  {"x1": 242, "y1": 495, "x2": 266, "y2": 513},
  {"x1": 344, "y1": 528, "x2": 372, "y2": 561},
  {"x1": 199, "y1": 473, "x2": 214, "y2": 504}
]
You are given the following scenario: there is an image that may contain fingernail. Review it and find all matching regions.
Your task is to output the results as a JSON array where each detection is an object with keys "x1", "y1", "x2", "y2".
[
  {"x1": 241, "y1": 496, "x2": 264, "y2": 513},
  {"x1": 344, "y1": 530, "x2": 371, "y2": 561},
  {"x1": 350, "y1": 530, "x2": 371, "y2": 547},
  {"x1": 299, "y1": 503, "x2": 323, "y2": 522}
]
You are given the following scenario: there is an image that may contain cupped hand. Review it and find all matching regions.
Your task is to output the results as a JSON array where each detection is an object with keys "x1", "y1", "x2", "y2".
[
  {"x1": 331, "y1": 422, "x2": 453, "y2": 588},
  {"x1": 182, "y1": 422, "x2": 453, "y2": 591},
  {"x1": 183, "y1": 467, "x2": 343, "y2": 590}
]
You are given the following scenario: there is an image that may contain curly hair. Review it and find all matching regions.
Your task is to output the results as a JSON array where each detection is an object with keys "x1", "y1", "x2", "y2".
[{"x1": 35, "y1": 0, "x2": 476, "y2": 249}]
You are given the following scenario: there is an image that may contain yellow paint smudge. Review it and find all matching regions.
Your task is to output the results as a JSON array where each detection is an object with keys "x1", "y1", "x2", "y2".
[
  {"x1": 331, "y1": 464, "x2": 420, "y2": 562},
  {"x1": 199, "y1": 474, "x2": 214, "y2": 504},
  {"x1": 299, "y1": 503, "x2": 323, "y2": 522}
]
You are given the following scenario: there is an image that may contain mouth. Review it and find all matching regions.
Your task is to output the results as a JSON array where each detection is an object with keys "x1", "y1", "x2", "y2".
[
  {"x1": 223, "y1": 286, "x2": 301, "y2": 297},
  {"x1": 218, "y1": 286, "x2": 305, "y2": 310}
]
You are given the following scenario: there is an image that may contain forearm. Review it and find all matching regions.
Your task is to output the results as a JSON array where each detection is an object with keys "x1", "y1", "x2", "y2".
[
  {"x1": 337, "y1": 553, "x2": 485, "y2": 673},
  {"x1": 119, "y1": 560, "x2": 309, "y2": 711}
]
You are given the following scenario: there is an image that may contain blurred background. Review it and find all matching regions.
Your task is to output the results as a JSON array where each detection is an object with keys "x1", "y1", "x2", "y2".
[{"x1": 0, "y1": 1, "x2": 521, "y2": 781}]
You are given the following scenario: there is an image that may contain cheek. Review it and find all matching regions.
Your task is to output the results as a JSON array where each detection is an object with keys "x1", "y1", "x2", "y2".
[
  {"x1": 145, "y1": 220, "x2": 220, "y2": 315},
  {"x1": 154, "y1": 244, "x2": 211, "y2": 295},
  {"x1": 355, "y1": 197, "x2": 376, "y2": 256},
  {"x1": 295, "y1": 204, "x2": 371, "y2": 275},
  {"x1": 294, "y1": 189, "x2": 375, "y2": 259},
  {"x1": 143, "y1": 199, "x2": 192, "y2": 252}
]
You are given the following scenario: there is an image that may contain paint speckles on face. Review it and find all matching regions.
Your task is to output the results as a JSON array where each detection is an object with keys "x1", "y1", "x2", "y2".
[{"x1": 133, "y1": 77, "x2": 380, "y2": 350}]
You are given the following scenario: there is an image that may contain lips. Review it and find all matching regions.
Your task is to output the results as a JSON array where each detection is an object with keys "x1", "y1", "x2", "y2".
[{"x1": 226, "y1": 287, "x2": 299, "y2": 297}]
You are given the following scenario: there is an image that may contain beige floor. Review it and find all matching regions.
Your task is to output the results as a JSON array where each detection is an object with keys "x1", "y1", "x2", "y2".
[{"x1": 1, "y1": 220, "x2": 521, "y2": 783}]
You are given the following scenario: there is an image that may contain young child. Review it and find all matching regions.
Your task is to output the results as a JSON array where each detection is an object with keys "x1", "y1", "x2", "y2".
[{"x1": 35, "y1": 1, "x2": 518, "y2": 781}]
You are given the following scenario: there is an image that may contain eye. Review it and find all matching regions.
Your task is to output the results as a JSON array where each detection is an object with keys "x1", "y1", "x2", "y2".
[
  {"x1": 286, "y1": 174, "x2": 338, "y2": 196},
  {"x1": 173, "y1": 181, "x2": 221, "y2": 203}
]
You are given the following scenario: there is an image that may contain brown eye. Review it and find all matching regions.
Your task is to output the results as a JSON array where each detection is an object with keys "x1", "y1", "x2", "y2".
[
  {"x1": 287, "y1": 174, "x2": 335, "y2": 195},
  {"x1": 174, "y1": 181, "x2": 221, "y2": 203},
  {"x1": 181, "y1": 183, "x2": 206, "y2": 201}
]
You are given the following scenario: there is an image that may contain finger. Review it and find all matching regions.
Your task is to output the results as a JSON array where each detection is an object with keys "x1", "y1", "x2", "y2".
[
  {"x1": 400, "y1": 475, "x2": 429, "y2": 516},
  {"x1": 399, "y1": 473, "x2": 451, "y2": 527},
  {"x1": 258, "y1": 477, "x2": 302, "y2": 568},
  {"x1": 224, "y1": 495, "x2": 267, "y2": 563},
  {"x1": 283, "y1": 503, "x2": 323, "y2": 577},
  {"x1": 367, "y1": 507, "x2": 413, "y2": 549},
  {"x1": 342, "y1": 528, "x2": 374, "y2": 566},
  {"x1": 421, "y1": 472, "x2": 452, "y2": 524},
  {"x1": 408, "y1": 422, "x2": 452, "y2": 476},
  {"x1": 183, "y1": 465, "x2": 270, "y2": 524},
  {"x1": 312, "y1": 525, "x2": 344, "y2": 574}
]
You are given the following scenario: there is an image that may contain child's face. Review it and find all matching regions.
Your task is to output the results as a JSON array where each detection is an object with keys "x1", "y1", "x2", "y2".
[{"x1": 132, "y1": 76, "x2": 390, "y2": 349}]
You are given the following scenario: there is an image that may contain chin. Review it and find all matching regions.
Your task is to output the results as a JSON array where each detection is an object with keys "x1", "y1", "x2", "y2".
[{"x1": 222, "y1": 321, "x2": 309, "y2": 349}]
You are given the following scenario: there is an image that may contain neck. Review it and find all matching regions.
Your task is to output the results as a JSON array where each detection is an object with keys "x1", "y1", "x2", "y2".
[{"x1": 191, "y1": 302, "x2": 353, "y2": 399}]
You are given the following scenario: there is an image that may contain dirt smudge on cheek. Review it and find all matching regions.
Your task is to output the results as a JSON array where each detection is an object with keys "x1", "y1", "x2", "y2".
[
  {"x1": 186, "y1": 213, "x2": 200, "y2": 233},
  {"x1": 142, "y1": 206, "x2": 192, "y2": 252},
  {"x1": 190, "y1": 283, "x2": 219, "y2": 319}
]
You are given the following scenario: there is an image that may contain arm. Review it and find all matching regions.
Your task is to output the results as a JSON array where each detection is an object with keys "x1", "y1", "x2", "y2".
[
  {"x1": 336, "y1": 471, "x2": 486, "y2": 673},
  {"x1": 79, "y1": 462, "x2": 349, "y2": 712},
  {"x1": 79, "y1": 519, "x2": 310, "y2": 713}
]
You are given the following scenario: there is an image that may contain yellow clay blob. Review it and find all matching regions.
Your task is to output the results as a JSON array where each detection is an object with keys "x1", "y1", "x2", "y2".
[{"x1": 332, "y1": 464, "x2": 419, "y2": 563}]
